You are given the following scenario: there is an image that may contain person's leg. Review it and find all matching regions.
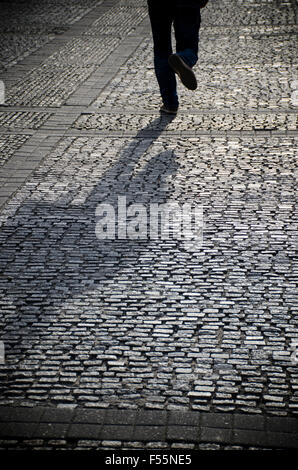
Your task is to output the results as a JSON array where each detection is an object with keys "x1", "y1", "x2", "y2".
[
  {"x1": 147, "y1": 0, "x2": 179, "y2": 110},
  {"x1": 174, "y1": 3, "x2": 201, "y2": 68},
  {"x1": 167, "y1": 2, "x2": 200, "y2": 91}
]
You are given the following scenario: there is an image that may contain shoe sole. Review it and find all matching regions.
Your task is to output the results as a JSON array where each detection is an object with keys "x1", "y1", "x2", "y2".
[
  {"x1": 168, "y1": 54, "x2": 197, "y2": 91},
  {"x1": 160, "y1": 106, "x2": 178, "y2": 115}
]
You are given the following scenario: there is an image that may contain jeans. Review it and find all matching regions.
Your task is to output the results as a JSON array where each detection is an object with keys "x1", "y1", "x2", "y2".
[{"x1": 147, "y1": 0, "x2": 201, "y2": 109}]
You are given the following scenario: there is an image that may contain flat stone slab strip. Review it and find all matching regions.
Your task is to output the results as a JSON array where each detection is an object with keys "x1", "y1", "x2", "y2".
[{"x1": 0, "y1": 406, "x2": 297, "y2": 449}]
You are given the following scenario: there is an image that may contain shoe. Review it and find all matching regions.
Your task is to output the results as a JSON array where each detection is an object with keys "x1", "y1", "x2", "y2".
[
  {"x1": 160, "y1": 104, "x2": 178, "y2": 115},
  {"x1": 168, "y1": 53, "x2": 197, "y2": 90}
]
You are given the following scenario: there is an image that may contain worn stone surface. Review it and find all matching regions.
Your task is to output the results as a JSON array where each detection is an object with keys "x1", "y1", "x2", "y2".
[
  {"x1": 0, "y1": 0, "x2": 101, "y2": 72},
  {"x1": 92, "y1": 35, "x2": 297, "y2": 111},
  {"x1": 73, "y1": 112, "x2": 297, "y2": 132},
  {"x1": 0, "y1": 134, "x2": 31, "y2": 168},
  {"x1": 0, "y1": 0, "x2": 297, "y2": 450},
  {"x1": 0, "y1": 112, "x2": 53, "y2": 130},
  {"x1": 0, "y1": 134, "x2": 297, "y2": 415},
  {"x1": 0, "y1": 406, "x2": 297, "y2": 449},
  {"x1": 3, "y1": 2, "x2": 147, "y2": 107}
]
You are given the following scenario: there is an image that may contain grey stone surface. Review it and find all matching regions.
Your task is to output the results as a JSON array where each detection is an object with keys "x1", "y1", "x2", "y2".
[
  {"x1": 2, "y1": 1, "x2": 147, "y2": 107},
  {"x1": 0, "y1": 133, "x2": 297, "y2": 415},
  {"x1": 0, "y1": 111, "x2": 53, "y2": 130},
  {"x1": 0, "y1": 134, "x2": 31, "y2": 168},
  {"x1": 92, "y1": 34, "x2": 298, "y2": 111},
  {"x1": 0, "y1": 0, "x2": 102, "y2": 72},
  {"x1": 0, "y1": 0, "x2": 297, "y2": 450},
  {"x1": 73, "y1": 111, "x2": 297, "y2": 132},
  {"x1": 0, "y1": 406, "x2": 297, "y2": 449}
]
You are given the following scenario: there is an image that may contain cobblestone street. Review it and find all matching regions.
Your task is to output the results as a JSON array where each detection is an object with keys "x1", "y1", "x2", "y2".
[{"x1": 0, "y1": 0, "x2": 297, "y2": 450}]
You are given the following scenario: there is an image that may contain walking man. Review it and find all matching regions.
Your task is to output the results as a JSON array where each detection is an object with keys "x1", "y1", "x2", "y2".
[{"x1": 147, "y1": 0, "x2": 209, "y2": 114}]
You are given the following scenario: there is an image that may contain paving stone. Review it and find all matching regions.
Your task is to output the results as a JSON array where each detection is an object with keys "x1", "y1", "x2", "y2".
[
  {"x1": 73, "y1": 112, "x2": 297, "y2": 132},
  {"x1": 168, "y1": 410, "x2": 200, "y2": 426},
  {"x1": 0, "y1": 134, "x2": 31, "y2": 168},
  {"x1": 234, "y1": 414, "x2": 265, "y2": 431},
  {"x1": 201, "y1": 412, "x2": 233, "y2": 428},
  {"x1": 136, "y1": 410, "x2": 166, "y2": 426},
  {"x1": 234, "y1": 429, "x2": 271, "y2": 448},
  {"x1": 67, "y1": 423, "x2": 100, "y2": 439},
  {"x1": 74, "y1": 408, "x2": 106, "y2": 424},
  {"x1": 41, "y1": 408, "x2": 74, "y2": 423},
  {"x1": 0, "y1": 422, "x2": 38, "y2": 439},
  {"x1": 266, "y1": 431, "x2": 298, "y2": 449},
  {"x1": 33, "y1": 422, "x2": 69, "y2": 439},
  {"x1": 104, "y1": 409, "x2": 137, "y2": 425},
  {"x1": 266, "y1": 416, "x2": 298, "y2": 433},
  {"x1": 0, "y1": 407, "x2": 44, "y2": 423},
  {"x1": 167, "y1": 425, "x2": 199, "y2": 442},
  {"x1": 201, "y1": 427, "x2": 233, "y2": 444},
  {"x1": 100, "y1": 424, "x2": 134, "y2": 441},
  {"x1": 133, "y1": 425, "x2": 166, "y2": 442}
]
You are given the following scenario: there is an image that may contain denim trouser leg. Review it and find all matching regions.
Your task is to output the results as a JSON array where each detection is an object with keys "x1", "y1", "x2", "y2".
[
  {"x1": 147, "y1": 1, "x2": 201, "y2": 108},
  {"x1": 147, "y1": 3, "x2": 178, "y2": 109},
  {"x1": 154, "y1": 55, "x2": 179, "y2": 109},
  {"x1": 174, "y1": 6, "x2": 201, "y2": 68}
]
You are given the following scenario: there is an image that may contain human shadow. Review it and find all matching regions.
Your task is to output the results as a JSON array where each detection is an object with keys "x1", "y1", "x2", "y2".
[{"x1": 0, "y1": 114, "x2": 180, "y2": 363}]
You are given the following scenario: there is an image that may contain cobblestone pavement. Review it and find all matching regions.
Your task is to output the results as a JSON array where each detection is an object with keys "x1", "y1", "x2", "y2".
[
  {"x1": 0, "y1": 0, "x2": 102, "y2": 73},
  {"x1": 0, "y1": 0, "x2": 297, "y2": 450}
]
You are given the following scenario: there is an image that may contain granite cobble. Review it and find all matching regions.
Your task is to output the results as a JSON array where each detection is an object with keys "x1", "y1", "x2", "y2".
[
  {"x1": 73, "y1": 112, "x2": 297, "y2": 133},
  {"x1": 0, "y1": 111, "x2": 53, "y2": 130}
]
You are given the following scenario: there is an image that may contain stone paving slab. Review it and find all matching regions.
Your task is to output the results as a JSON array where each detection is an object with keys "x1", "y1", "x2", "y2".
[{"x1": 0, "y1": 406, "x2": 297, "y2": 449}]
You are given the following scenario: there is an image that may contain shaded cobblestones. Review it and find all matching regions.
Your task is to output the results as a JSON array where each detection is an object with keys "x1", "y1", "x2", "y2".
[
  {"x1": 0, "y1": 111, "x2": 53, "y2": 130},
  {"x1": 0, "y1": 134, "x2": 297, "y2": 414},
  {"x1": 0, "y1": 0, "x2": 101, "y2": 71},
  {"x1": 3, "y1": 2, "x2": 147, "y2": 107}
]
